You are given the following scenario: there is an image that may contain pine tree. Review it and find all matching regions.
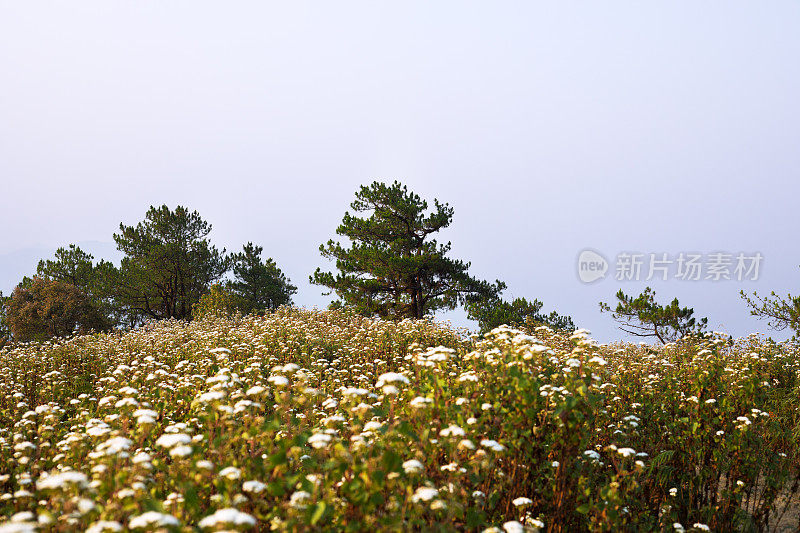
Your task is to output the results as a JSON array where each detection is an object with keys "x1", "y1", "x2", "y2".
[
  {"x1": 226, "y1": 242, "x2": 296, "y2": 314},
  {"x1": 312, "y1": 181, "x2": 504, "y2": 319},
  {"x1": 600, "y1": 287, "x2": 707, "y2": 343},
  {"x1": 111, "y1": 205, "x2": 229, "y2": 322}
]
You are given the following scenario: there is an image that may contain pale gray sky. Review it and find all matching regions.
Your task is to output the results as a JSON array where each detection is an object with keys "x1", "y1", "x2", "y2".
[{"x1": 2, "y1": 2, "x2": 799, "y2": 341}]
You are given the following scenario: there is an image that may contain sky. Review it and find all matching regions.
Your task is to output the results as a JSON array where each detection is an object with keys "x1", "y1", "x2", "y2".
[{"x1": 1, "y1": 2, "x2": 799, "y2": 342}]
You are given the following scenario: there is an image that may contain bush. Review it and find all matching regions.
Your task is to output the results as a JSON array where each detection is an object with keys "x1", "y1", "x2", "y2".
[
  {"x1": 193, "y1": 284, "x2": 242, "y2": 320},
  {"x1": 4, "y1": 277, "x2": 110, "y2": 342}
]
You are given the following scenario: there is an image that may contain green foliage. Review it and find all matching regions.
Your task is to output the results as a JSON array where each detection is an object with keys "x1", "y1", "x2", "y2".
[
  {"x1": 312, "y1": 180, "x2": 504, "y2": 319},
  {"x1": 36, "y1": 244, "x2": 117, "y2": 327},
  {"x1": 741, "y1": 285, "x2": 800, "y2": 338},
  {"x1": 600, "y1": 287, "x2": 708, "y2": 344},
  {"x1": 111, "y1": 205, "x2": 229, "y2": 323},
  {"x1": 194, "y1": 283, "x2": 241, "y2": 319},
  {"x1": 467, "y1": 296, "x2": 575, "y2": 333},
  {"x1": 0, "y1": 291, "x2": 10, "y2": 348},
  {"x1": 226, "y1": 242, "x2": 296, "y2": 315},
  {"x1": 3, "y1": 276, "x2": 111, "y2": 342},
  {"x1": 37, "y1": 244, "x2": 99, "y2": 289},
  {"x1": 1, "y1": 311, "x2": 798, "y2": 531}
]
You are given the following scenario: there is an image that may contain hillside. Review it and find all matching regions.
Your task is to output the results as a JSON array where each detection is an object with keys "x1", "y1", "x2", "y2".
[{"x1": 1, "y1": 309, "x2": 799, "y2": 532}]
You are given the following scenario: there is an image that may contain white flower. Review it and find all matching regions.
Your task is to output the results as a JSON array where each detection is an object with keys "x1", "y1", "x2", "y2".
[
  {"x1": 96, "y1": 437, "x2": 133, "y2": 457},
  {"x1": 196, "y1": 391, "x2": 226, "y2": 403},
  {"x1": 503, "y1": 521, "x2": 524, "y2": 533},
  {"x1": 289, "y1": 490, "x2": 311, "y2": 509},
  {"x1": 411, "y1": 487, "x2": 439, "y2": 502},
  {"x1": 382, "y1": 385, "x2": 400, "y2": 395},
  {"x1": 403, "y1": 459, "x2": 424, "y2": 474},
  {"x1": 669, "y1": 487, "x2": 678, "y2": 496},
  {"x1": 616, "y1": 447, "x2": 636, "y2": 458},
  {"x1": 457, "y1": 372, "x2": 479, "y2": 383},
  {"x1": 128, "y1": 512, "x2": 180, "y2": 529},
  {"x1": 219, "y1": 466, "x2": 241, "y2": 480},
  {"x1": 363, "y1": 421, "x2": 383, "y2": 432},
  {"x1": 86, "y1": 420, "x2": 112, "y2": 437},
  {"x1": 115, "y1": 397, "x2": 139, "y2": 409},
  {"x1": 341, "y1": 387, "x2": 369, "y2": 397},
  {"x1": 169, "y1": 445, "x2": 193, "y2": 458},
  {"x1": 155, "y1": 433, "x2": 192, "y2": 449},
  {"x1": 528, "y1": 518, "x2": 545, "y2": 529},
  {"x1": 512, "y1": 497, "x2": 533, "y2": 507},
  {"x1": 0, "y1": 523, "x2": 37, "y2": 533},
  {"x1": 37, "y1": 471, "x2": 88, "y2": 490},
  {"x1": 86, "y1": 521, "x2": 123, "y2": 533},
  {"x1": 242, "y1": 480, "x2": 266, "y2": 494},
  {"x1": 267, "y1": 375, "x2": 289, "y2": 387},
  {"x1": 583, "y1": 450, "x2": 601, "y2": 461},
  {"x1": 692, "y1": 524, "x2": 710, "y2": 532},
  {"x1": 481, "y1": 439, "x2": 506, "y2": 452},
  {"x1": 430, "y1": 499, "x2": 447, "y2": 510},
  {"x1": 308, "y1": 433, "x2": 333, "y2": 449},
  {"x1": 375, "y1": 372, "x2": 409, "y2": 387},
  {"x1": 439, "y1": 425, "x2": 466, "y2": 437},
  {"x1": 209, "y1": 347, "x2": 232, "y2": 354},
  {"x1": 409, "y1": 396, "x2": 433, "y2": 409},
  {"x1": 198, "y1": 508, "x2": 256, "y2": 529},
  {"x1": 458, "y1": 439, "x2": 476, "y2": 450},
  {"x1": 9, "y1": 512, "x2": 34, "y2": 523}
]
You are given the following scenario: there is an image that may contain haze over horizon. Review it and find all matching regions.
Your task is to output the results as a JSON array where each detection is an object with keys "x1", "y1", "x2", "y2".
[{"x1": 2, "y1": 2, "x2": 799, "y2": 342}]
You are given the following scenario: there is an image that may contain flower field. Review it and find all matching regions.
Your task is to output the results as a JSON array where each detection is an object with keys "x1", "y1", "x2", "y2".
[{"x1": 1, "y1": 308, "x2": 799, "y2": 532}]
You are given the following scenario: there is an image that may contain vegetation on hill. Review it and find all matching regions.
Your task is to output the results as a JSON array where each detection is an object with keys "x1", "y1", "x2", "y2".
[
  {"x1": 1, "y1": 309, "x2": 798, "y2": 531},
  {"x1": 0, "y1": 206, "x2": 296, "y2": 342},
  {"x1": 600, "y1": 287, "x2": 708, "y2": 344},
  {"x1": 311, "y1": 181, "x2": 504, "y2": 319}
]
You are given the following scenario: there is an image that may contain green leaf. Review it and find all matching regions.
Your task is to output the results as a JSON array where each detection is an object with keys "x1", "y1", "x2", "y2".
[{"x1": 310, "y1": 501, "x2": 327, "y2": 525}]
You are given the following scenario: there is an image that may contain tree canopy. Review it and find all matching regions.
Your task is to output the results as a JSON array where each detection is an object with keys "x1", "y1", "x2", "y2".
[
  {"x1": 600, "y1": 287, "x2": 707, "y2": 344},
  {"x1": 467, "y1": 296, "x2": 574, "y2": 333},
  {"x1": 0, "y1": 292, "x2": 10, "y2": 348},
  {"x1": 226, "y1": 242, "x2": 297, "y2": 314},
  {"x1": 4, "y1": 277, "x2": 110, "y2": 342},
  {"x1": 741, "y1": 285, "x2": 800, "y2": 338},
  {"x1": 35, "y1": 244, "x2": 117, "y2": 324},
  {"x1": 111, "y1": 205, "x2": 229, "y2": 323},
  {"x1": 2, "y1": 206, "x2": 295, "y2": 343},
  {"x1": 312, "y1": 181, "x2": 504, "y2": 319}
]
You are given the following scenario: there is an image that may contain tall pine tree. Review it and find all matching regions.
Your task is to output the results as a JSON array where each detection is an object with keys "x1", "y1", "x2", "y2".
[
  {"x1": 312, "y1": 181, "x2": 503, "y2": 319},
  {"x1": 226, "y1": 242, "x2": 296, "y2": 314},
  {"x1": 111, "y1": 205, "x2": 229, "y2": 323}
]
